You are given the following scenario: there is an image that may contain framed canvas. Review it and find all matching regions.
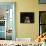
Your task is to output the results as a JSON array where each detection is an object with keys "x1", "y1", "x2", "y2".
[
  {"x1": 0, "y1": 2, "x2": 16, "y2": 40},
  {"x1": 39, "y1": 0, "x2": 46, "y2": 4},
  {"x1": 20, "y1": 12, "x2": 34, "y2": 23},
  {"x1": 39, "y1": 11, "x2": 46, "y2": 35}
]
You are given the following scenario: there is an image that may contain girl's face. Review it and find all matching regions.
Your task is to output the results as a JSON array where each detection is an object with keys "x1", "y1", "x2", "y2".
[{"x1": 25, "y1": 16, "x2": 30, "y2": 20}]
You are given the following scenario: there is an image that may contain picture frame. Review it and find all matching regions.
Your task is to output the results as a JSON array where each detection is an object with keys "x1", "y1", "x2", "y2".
[
  {"x1": 39, "y1": 0, "x2": 46, "y2": 4},
  {"x1": 20, "y1": 12, "x2": 34, "y2": 23},
  {"x1": 39, "y1": 11, "x2": 46, "y2": 35},
  {"x1": 0, "y1": 2, "x2": 16, "y2": 40}
]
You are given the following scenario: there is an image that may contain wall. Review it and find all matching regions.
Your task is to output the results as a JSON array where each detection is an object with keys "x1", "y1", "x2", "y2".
[
  {"x1": 0, "y1": 0, "x2": 45, "y2": 40},
  {"x1": 16, "y1": 0, "x2": 39, "y2": 39}
]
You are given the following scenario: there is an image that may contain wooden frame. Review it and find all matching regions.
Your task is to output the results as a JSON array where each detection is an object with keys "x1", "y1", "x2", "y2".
[{"x1": 39, "y1": 0, "x2": 46, "y2": 4}]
